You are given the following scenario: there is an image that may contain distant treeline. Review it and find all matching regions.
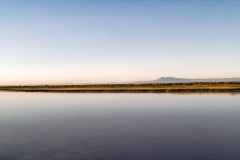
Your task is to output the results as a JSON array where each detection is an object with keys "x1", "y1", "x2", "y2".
[{"x1": 1, "y1": 81, "x2": 240, "y2": 88}]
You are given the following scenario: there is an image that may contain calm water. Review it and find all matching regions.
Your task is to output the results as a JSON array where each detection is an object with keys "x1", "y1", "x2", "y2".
[{"x1": 0, "y1": 92, "x2": 239, "y2": 160}]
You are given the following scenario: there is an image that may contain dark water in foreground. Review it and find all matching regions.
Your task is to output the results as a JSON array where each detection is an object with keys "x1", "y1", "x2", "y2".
[{"x1": 0, "y1": 92, "x2": 239, "y2": 160}]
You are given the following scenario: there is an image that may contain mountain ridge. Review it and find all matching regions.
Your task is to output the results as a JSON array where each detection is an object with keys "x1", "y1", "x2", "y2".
[
  {"x1": 5, "y1": 77, "x2": 240, "y2": 86},
  {"x1": 135, "y1": 77, "x2": 240, "y2": 84}
]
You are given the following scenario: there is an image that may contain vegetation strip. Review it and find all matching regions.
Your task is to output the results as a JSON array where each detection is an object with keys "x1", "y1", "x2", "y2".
[{"x1": 1, "y1": 82, "x2": 240, "y2": 93}]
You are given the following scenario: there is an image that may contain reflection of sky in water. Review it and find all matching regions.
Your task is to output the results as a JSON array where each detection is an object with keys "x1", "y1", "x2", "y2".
[
  {"x1": 0, "y1": 92, "x2": 239, "y2": 160},
  {"x1": 1, "y1": 92, "x2": 239, "y2": 123}
]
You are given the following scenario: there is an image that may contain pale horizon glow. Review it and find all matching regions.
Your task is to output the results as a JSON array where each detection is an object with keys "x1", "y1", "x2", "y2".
[{"x1": 1, "y1": 1, "x2": 240, "y2": 85}]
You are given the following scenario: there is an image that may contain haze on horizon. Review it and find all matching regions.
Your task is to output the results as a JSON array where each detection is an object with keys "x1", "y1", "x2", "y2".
[{"x1": 0, "y1": 0, "x2": 240, "y2": 85}]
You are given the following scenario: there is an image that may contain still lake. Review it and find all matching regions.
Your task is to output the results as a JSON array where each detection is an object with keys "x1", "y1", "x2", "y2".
[{"x1": 0, "y1": 92, "x2": 239, "y2": 160}]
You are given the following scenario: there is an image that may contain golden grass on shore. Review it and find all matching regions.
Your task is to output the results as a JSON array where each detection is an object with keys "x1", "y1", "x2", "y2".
[{"x1": 1, "y1": 82, "x2": 240, "y2": 93}]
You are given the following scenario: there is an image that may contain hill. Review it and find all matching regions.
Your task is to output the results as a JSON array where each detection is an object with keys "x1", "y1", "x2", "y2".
[{"x1": 135, "y1": 77, "x2": 240, "y2": 84}]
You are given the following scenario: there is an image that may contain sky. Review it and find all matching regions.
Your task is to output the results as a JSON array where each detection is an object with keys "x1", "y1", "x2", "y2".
[{"x1": 0, "y1": 0, "x2": 240, "y2": 85}]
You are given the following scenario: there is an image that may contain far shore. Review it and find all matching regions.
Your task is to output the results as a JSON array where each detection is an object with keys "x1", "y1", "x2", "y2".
[{"x1": 1, "y1": 82, "x2": 240, "y2": 93}]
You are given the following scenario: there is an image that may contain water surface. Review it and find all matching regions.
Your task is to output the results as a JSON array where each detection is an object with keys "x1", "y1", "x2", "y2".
[{"x1": 0, "y1": 92, "x2": 239, "y2": 160}]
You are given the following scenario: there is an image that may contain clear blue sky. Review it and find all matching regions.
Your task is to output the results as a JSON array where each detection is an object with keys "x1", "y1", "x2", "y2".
[{"x1": 0, "y1": 0, "x2": 239, "y2": 85}]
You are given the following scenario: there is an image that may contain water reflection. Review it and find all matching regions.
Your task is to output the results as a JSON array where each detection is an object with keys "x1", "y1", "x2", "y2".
[{"x1": 0, "y1": 92, "x2": 239, "y2": 160}]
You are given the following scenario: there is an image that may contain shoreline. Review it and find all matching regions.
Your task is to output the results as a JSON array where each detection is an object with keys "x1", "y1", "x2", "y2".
[{"x1": 1, "y1": 82, "x2": 240, "y2": 93}]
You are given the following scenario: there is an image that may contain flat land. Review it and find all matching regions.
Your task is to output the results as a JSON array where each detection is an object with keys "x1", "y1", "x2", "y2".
[{"x1": 1, "y1": 82, "x2": 240, "y2": 92}]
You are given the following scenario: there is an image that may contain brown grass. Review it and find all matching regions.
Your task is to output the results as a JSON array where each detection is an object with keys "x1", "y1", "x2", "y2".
[{"x1": 1, "y1": 82, "x2": 240, "y2": 92}]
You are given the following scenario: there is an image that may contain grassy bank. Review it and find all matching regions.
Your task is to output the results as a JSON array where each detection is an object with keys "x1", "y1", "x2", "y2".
[{"x1": 1, "y1": 82, "x2": 240, "y2": 93}]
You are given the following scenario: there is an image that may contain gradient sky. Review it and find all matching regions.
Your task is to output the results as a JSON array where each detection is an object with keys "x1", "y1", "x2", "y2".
[{"x1": 1, "y1": 0, "x2": 240, "y2": 85}]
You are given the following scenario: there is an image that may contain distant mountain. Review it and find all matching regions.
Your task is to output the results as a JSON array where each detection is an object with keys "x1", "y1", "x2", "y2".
[
  {"x1": 135, "y1": 77, "x2": 240, "y2": 84},
  {"x1": 20, "y1": 77, "x2": 240, "y2": 86}
]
